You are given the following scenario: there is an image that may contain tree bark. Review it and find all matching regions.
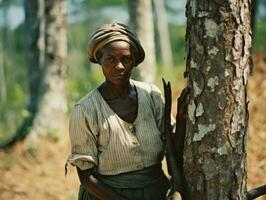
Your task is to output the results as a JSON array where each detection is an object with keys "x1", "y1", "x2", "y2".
[
  {"x1": 25, "y1": 0, "x2": 46, "y2": 114},
  {"x1": 27, "y1": 0, "x2": 67, "y2": 140},
  {"x1": 184, "y1": 0, "x2": 252, "y2": 199},
  {"x1": 2, "y1": 0, "x2": 67, "y2": 147},
  {"x1": 153, "y1": 0, "x2": 173, "y2": 69},
  {"x1": 128, "y1": 0, "x2": 156, "y2": 83}
]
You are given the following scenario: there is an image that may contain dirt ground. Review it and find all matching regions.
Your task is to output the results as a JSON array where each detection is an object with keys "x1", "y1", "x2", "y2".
[
  {"x1": 0, "y1": 52, "x2": 265, "y2": 200},
  {"x1": 246, "y1": 52, "x2": 266, "y2": 199}
]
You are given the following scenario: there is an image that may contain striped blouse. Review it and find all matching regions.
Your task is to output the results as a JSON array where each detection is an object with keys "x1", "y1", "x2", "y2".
[{"x1": 68, "y1": 79, "x2": 166, "y2": 175}]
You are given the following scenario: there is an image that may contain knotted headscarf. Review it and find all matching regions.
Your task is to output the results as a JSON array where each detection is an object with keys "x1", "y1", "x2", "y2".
[{"x1": 87, "y1": 23, "x2": 145, "y2": 66}]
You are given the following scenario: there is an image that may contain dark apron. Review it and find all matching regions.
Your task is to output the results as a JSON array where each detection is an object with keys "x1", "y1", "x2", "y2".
[{"x1": 78, "y1": 164, "x2": 170, "y2": 200}]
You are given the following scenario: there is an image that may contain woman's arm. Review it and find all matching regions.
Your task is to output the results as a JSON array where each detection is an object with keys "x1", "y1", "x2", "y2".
[{"x1": 76, "y1": 167, "x2": 128, "y2": 200}]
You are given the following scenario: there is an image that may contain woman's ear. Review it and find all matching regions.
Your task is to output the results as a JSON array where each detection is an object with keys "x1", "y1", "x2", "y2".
[
  {"x1": 96, "y1": 51, "x2": 103, "y2": 64},
  {"x1": 131, "y1": 47, "x2": 137, "y2": 67}
]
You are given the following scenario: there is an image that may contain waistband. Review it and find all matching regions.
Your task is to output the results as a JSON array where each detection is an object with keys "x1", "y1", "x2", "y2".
[{"x1": 94, "y1": 164, "x2": 166, "y2": 189}]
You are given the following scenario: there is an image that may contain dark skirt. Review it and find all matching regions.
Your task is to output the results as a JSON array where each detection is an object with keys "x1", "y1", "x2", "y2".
[{"x1": 78, "y1": 164, "x2": 170, "y2": 200}]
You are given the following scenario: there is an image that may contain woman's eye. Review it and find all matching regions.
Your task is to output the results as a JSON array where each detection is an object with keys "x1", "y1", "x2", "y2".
[
  {"x1": 107, "y1": 57, "x2": 115, "y2": 62},
  {"x1": 122, "y1": 57, "x2": 132, "y2": 65},
  {"x1": 108, "y1": 57, "x2": 115, "y2": 62}
]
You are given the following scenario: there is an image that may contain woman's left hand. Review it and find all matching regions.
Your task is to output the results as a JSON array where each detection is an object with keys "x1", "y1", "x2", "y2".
[
  {"x1": 176, "y1": 87, "x2": 189, "y2": 120},
  {"x1": 166, "y1": 190, "x2": 182, "y2": 200}
]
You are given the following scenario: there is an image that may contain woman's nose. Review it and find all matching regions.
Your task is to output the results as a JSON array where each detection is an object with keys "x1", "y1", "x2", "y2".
[{"x1": 115, "y1": 61, "x2": 125, "y2": 71}]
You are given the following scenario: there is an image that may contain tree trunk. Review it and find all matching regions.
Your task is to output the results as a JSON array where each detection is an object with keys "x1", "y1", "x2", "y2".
[
  {"x1": 259, "y1": 0, "x2": 266, "y2": 20},
  {"x1": 0, "y1": 43, "x2": 6, "y2": 102},
  {"x1": 2, "y1": 0, "x2": 67, "y2": 146},
  {"x1": 0, "y1": 2, "x2": 10, "y2": 102},
  {"x1": 27, "y1": 0, "x2": 67, "y2": 140},
  {"x1": 184, "y1": 0, "x2": 252, "y2": 199},
  {"x1": 128, "y1": 0, "x2": 156, "y2": 83},
  {"x1": 25, "y1": 0, "x2": 46, "y2": 114},
  {"x1": 250, "y1": 0, "x2": 257, "y2": 52},
  {"x1": 153, "y1": 0, "x2": 173, "y2": 69}
]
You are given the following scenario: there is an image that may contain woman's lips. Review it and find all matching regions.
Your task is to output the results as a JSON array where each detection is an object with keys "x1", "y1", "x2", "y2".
[{"x1": 113, "y1": 74, "x2": 126, "y2": 79}]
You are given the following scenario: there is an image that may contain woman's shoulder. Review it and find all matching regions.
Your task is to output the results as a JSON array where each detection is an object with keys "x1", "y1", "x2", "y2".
[
  {"x1": 69, "y1": 88, "x2": 102, "y2": 121},
  {"x1": 74, "y1": 88, "x2": 101, "y2": 110},
  {"x1": 131, "y1": 79, "x2": 161, "y2": 94}
]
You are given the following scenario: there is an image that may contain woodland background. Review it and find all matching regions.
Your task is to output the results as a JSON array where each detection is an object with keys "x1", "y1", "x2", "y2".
[{"x1": 0, "y1": 0, "x2": 265, "y2": 199}]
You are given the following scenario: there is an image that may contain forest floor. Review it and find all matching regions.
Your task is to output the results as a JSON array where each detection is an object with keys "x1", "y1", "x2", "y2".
[{"x1": 0, "y1": 52, "x2": 265, "y2": 200}]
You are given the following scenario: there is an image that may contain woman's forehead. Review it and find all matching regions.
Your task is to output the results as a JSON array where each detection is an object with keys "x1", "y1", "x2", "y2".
[
  {"x1": 105, "y1": 41, "x2": 131, "y2": 49},
  {"x1": 102, "y1": 41, "x2": 132, "y2": 53}
]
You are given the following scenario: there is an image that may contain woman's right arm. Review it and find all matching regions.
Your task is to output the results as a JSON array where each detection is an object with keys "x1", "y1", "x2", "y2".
[
  {"x1": 76, "y1": 167, "x2": 128, "y2": 200},
  {"x1": 70, "y1": 104, "x2": 127, "y2": 199}
]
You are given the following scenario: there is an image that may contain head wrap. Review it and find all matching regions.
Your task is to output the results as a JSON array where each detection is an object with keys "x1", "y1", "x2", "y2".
[{"x1": 87, "y1": 23, "x2": 145, "y2": 66}]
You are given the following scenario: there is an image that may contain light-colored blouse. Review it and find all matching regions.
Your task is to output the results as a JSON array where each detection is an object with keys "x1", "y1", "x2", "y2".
[{"x1": 68, "y1": 80, "x2": 165, "y2": 175}]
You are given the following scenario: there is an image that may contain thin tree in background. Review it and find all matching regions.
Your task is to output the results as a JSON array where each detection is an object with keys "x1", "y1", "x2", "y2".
[
  {"x1": 259, "y1": 0, "x2": 266, "y2": 20},
  {"x1": 0, "y1": 43, "x2": 6, "y2": 102},
  {"x1": 184, "y1": 0, "x2": 252, "y2": 199},
  {"x1": 3, "y1": 0, "x2": 67, "y2": 146},
  {"x1": 128, "y1": 0, "x2": 156, "y2": 83},
  {"x1": 0, "y1": 0, "x2": 12, "y2": 102},
  {"x1": 153, "y1": 0, "x2": 173, "y2": 69},
  {"x1": 251, "y1": 0, "x2": 257, "y2": 52}
]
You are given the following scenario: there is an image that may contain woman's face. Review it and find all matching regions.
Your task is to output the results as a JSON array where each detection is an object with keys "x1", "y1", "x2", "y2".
[{"x1": 99, "y1": 41, "x2": 135, "y2": 85}]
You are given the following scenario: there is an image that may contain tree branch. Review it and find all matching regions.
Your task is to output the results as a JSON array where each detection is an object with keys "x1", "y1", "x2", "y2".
[{"x1": 246, "y1": 184, "x2": 266, "y2": 200}]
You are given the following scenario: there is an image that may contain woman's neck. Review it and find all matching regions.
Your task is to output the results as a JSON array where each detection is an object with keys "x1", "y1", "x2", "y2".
[{"x1": 104, "y1": 80, "x2": 131, "y2": 99}]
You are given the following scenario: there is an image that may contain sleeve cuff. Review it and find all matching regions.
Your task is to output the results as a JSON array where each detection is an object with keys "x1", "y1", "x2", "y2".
[{"x1": 67, "y1": 154, "x2": 97, "y2": 170}]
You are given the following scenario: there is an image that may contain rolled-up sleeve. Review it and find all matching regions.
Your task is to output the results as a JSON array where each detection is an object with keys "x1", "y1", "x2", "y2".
[{"x1": 68, "y1": 104, "x2": 98, "y2": 170}]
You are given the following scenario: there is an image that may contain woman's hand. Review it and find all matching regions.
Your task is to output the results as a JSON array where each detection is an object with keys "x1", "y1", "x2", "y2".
[
  {"x1": 77, "y1": 167, "x2": 128, "y2": 200},
  {"x1": 166, "y1": 190, "x2": 182, "y2": 200},
  {"x1": 176, "y1": 87, "x2": 189, "y2": 120}
]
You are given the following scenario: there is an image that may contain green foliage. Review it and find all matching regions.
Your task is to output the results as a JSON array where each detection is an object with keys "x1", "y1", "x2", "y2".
[
  {"x1": 68, "y1": 65, "x2": 104, "y2": 108},
  {"x1": 155, "y1": 64, "x2": 186, "y2": 91},
  {"x1": 24, "y1": 144, "x2": 38, "y2": 158},
  {"x1": 253, "y1": 20, "x2": 266, "y2": 52},
  {"x1": 67, "y1": 22, "x2": 104, "y2": 108},
  {"x1": 0, "y1": 23, "x2": 27, "y2": 145},
  {"x1": 84, "y1": 0, "x2": 127, "y2": 8},
  {"x1": 169, "y1": 24, "x2": 186, "y2": 65},
  {"x1": 154, "y1": 23, "x2": 186, "y2": 66},
  {"x1": 47, "y1": 128, "x2": 62, "y2": 142}
]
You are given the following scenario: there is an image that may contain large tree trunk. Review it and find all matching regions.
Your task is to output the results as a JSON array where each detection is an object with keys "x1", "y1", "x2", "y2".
[
  {"x1": 27, "y1": 0, "x2": 67, "y2": 140},
  {"x1": 3, "y1": 0, "x2": 67, "y2": 146},
  {"x1": 128, "y1": 0, "x2": 156, "y2": 83},
  {"x1": 184, "y1": 0, "x2": 252, "y2": 199},
  {"x1": 3, "y1": 0, "x2": 47, "y2": 144},
  {"x1": 153, "y1": 0, "x2": 173, "y2": 69},
  {"x1": 25, "y1": 0, "x2": 46, "y2": 115}
]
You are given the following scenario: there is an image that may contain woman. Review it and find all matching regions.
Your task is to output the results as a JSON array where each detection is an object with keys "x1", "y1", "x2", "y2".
[{"x1": 67, "y1": 23, "x2": 184, "y2": 200}]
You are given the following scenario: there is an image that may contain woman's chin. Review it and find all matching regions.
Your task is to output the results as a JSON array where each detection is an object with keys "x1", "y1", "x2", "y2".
[{"x1": 109, "y1": 77, "x2": 129, "y2": 85}]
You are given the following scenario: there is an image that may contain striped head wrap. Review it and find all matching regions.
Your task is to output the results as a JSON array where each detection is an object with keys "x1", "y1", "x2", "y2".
[{"x1": 87, "y1": 23, "x2": 145, "y2": 66}]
